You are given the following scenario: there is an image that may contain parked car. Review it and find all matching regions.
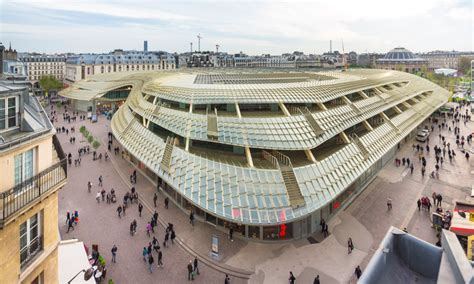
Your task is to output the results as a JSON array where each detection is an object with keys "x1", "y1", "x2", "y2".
[{"x1": 416, "y1": 131, "x2": 429, "y2": 142}]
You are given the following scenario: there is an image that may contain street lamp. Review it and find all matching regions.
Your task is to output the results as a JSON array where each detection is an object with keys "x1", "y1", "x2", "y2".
[{"x1": 67, "y1": 268, "x2": 94, "y2": 283}]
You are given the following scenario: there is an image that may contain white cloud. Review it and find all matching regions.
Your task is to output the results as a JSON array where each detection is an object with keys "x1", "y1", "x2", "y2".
[{"x1": 1, "y1": 0, "x2": 472, "y2": 54}]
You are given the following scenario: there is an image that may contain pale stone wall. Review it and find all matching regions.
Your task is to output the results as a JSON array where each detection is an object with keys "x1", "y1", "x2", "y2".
[{"x1": 0, "y1": 191, "x2": 59, "y2": 284}]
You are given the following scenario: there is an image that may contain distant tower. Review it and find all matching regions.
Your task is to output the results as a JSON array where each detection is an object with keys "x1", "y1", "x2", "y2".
[
  {"x1": 0, "y1": 43, "x2": 4, "y2": 74},
  {"x1": 144, "y1": 40, "x2": 148, "y2": 52},
  {"x1": 190, "y1": 42, "x2": 193, "y2": 53},
  {"x1": 197, "y1": 34, "x2": 202, "y2": 52},
  {"x1": 330, "y1": 40, "x2": 332, "y2": 53},
  {"x1": 216, "y1": 44, "x2": 220, "y2": 53}
]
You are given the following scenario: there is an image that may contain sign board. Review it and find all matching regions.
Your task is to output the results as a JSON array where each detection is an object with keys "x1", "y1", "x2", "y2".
[
  {"x1": 211, "y1": 235, "x2": 219, "y2": 256},
  {"x1": 87, "y1": 111, "x2": 92, "y2": 119},
  {"x1": 468, "y1": 235, "x2": 474, "y2": 261},
  {"x1": 91, "y1": 114, "x2": 98, "y2": 123}
]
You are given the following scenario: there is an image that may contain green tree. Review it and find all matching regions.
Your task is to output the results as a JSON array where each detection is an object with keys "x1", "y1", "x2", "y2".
[
  {"x1": 458, "y1": 57, "x2": 471, "y2": 75},
  {"x1": 38, "y1": 75, "x2": 63, "y2": 97},
  {"x1": 92, "y1": 140, "x2": 101, "y2": 149},
  {"x1": 87, "y1": 135, "x2": 94, "y2": 144}
]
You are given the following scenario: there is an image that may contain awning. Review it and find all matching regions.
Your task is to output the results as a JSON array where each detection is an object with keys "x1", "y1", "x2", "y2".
[
  {"x1": 450, "y1": 202, "x2": 474, "y2": 237},
  {"x1": 59, "y1": 239, "x2": 95, "y2": 284}
]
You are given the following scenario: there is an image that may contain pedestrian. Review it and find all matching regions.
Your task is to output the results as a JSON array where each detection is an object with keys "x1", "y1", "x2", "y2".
[
  {"x1": 66, "y1": 210, "x2": 70, "y2": 225},
  {"x1": 410, "y1": 163, "x2": 414, "y2": 174},
  {"x1": 146, "y1": 222, "x2": 152, "y2": 237},
  {"x1": 111, "y1": 245, "x2": 117, "y2": 263},
  {"x1": 190, "y1": 211, "x2": 195, "y2": 226},
  {"x1": 157, "y1": 250, "x2": 163, "y2": 268},
  {"x1": 417, "y1": 199, "x2": 421, "y2": 211},
  {"x1": 117, "y1": 205, "x2": 122, "y2": 218},
  {"x1": 96, "y1": 191, "x2": 101, "y2": 203},
  {"x1": 355, "y1": 265, "x2": 362, "y2": 279},
  {"x1": 153, "y1": 193, "x2": 158, "y2": 207},
  {"x1": 170, "y1": 230, "x2": 176, "y2": 244},
  {"x1": 122, "y1": 204, "x2": 126, "y2": 215},
  {"x1": 437, "y1": 194, "x2": 442, "y2": 207},
  {"x1": 432, "y1": 192, "x2": 437, "y2": 206},
  {"x1": 387, "y1": 197, "x2": 392, "y2": 210},
  {"x1": 348, "y1": 237, "x2": 354, "y2": 254},
  {"x1": 163, "y1": 231, "x2": 169, "y2": 247},
  {"x1": 66, "y1": 217, "x2": 75, "y2": 233},
  {"x1": 289, "y1": 271, "x2": 296, "y2": 284},
  {"x1": 153, "y1": 237, "x2": 160, "y2": 252},
  {"x1": 99, "y1": 175, "x2": 103, "y2": 187},
  {"x1": 132, "y1": 219, "x2": 137, "y2": 234},
  {"x1": 87, "y1": 181, "x2": 92, "y2": 193},
  {"x1": 320, "y1": 218, "x2": 325, "y2": 232},
  {"x1": 323, "y1": 223, "x2": 329, "y2": 237},
  {"x1": 165, "y1": 197, "x2": 169, "y2": 209},
  {"x1": 194, "y1": 256, "x2": 200, "y2": 276},
  {"x1": 187, "y1": 261, "x2": 194, "y2": 281},
  {"x1": 148, "y1": 254, "x2": 154, "y2": 273},
  {"x1": 142, "y1": 247, "x2": 148, "y2": 262},
  {"x1": 225, "y1": 274, "x2": 230, "y2": 284},
  {"x1": 138, "y1": 202, "x2": 143, "y2": 217},
  {"x1": 229, "y1": 227, "x2": 234, "y2": 242},
  {"x1": 130, "y1": 222, "x2": 135, "y2": 236},
  {"x1": 314, "y1": 275, "x2": 320, "y2": 284}
]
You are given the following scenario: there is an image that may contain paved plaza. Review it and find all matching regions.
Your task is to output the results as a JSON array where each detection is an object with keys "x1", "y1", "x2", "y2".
[{"x1": 55, "y1": 103, "x2": 473, "y2": 284}]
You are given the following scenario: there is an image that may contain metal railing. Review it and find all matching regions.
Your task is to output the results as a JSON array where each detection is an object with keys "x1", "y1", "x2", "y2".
[
  {"x1": 0, "y1": 159, "x2": 67, "y2": 228},
  {"x1": 20, "y1": 235, "x2": 43, "y2": 268}
]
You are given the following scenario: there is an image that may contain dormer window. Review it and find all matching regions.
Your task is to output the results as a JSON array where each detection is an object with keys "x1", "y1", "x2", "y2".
[{"x1": 0, "y1": 96, "x2": 18, "y2": 130}]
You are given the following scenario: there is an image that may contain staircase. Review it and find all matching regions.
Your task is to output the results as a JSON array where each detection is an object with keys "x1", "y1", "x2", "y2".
[
  {"x1": 207, "y1": 109, "x2": 218, "y2": 139},
  {"x1": 160, "y1": 137, "x2": 174, "y2": 173},
  {"x1": 351, "y1": 133, "x2": 369, "y2": 160},
  {"x1": 262, "y1": 150, "x2": 305, "y2": 208},
  {"x1": 280, "y1": 165, "x2": 305, "y2": 208},
  {"x1": 300, "y1": 107, "x2": 324, "y2": 136}
]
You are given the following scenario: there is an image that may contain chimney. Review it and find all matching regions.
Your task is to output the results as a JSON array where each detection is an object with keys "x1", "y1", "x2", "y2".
[{"x1": 0, "y1": 43, "x2": 4, "y2": 74}]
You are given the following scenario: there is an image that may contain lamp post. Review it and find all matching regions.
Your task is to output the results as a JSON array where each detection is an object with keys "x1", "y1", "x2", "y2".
[{"x1": 67, "y1": 268, "x2": 94, "y2": 283}]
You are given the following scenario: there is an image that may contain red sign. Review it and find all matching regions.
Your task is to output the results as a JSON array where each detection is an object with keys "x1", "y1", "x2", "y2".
[
  {"x1": 333, "y1": 201, "x2": 340, "y2": 209},
  {"x1": 280, "y1": 224, "x2": 287, "y2": 238}
]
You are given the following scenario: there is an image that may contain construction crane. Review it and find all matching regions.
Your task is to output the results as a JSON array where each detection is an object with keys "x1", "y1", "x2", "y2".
[
  {"x1": 341, "y1": 39, "x2": 348, "y2": 71},
  {"x1": 197, "y1": 34, "x2": 202, "y2": 52},
  {"x1": 215, "y1": 44, "x2": 220, "y2": 53}
]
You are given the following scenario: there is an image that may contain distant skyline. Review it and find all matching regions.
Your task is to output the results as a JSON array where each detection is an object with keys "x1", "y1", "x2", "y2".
[{"x1": 0, "y1": 0, "x2": 472, "y2": 55}]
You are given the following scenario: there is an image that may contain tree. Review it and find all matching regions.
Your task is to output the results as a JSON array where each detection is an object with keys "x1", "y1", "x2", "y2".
[
  {"x1": 458, "y1": 57, "x2": 471, "y2": 75},
  {"x1": 38, "y1": 75, "x2": 63, "y2": 97},
  {"x1": 92, "y1": 140, "x2": 101, "y2": 149}
]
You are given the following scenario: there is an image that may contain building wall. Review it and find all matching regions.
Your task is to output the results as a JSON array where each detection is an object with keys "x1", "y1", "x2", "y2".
[
  {"x1": 0, "y1": 191, "x2": 59, "y2": 284},
  {"x1": 0, "y1": 135, "x2": 53, "y2": 191}
]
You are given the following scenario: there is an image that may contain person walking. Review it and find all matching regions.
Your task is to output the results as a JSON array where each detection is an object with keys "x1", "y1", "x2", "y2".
[
  {"x1": 130, "y1": 222, "x2": 135, "y2": 236},
  {"x1": 117, "y1": 205, "x2": 122, "y2": 218},
  {"x1": 111, "y1": 245, "x2": 117, "y2": 263},
  {"x1": 142, "y1": 247, "x2": 148, "y2": 262},
  {"x1": 170, "y1": 230, "x2": 176, "y2": 244},
  {"x1": 417, "y1": 199, "x2": 422, "y2": 211},
  {"x1": 289, "y1": 271, "x2": 296, "y2": 284},
  {"x1": 437, "y1": 194, "x2": 443, "y2": 207},
  {"x1": 163, "y1": 231, "x2": 170, "y2": 247},
  {"x1": 66, "y1": 216, "x2": 75, "y2": 233},
  {"x1": 229, "y1": 227, "x2": 234, "y2": 242},
  {"x1": 432, "y1": 192, "x2": 437, "y2": 207},
  {"x1": 187, "y1": 261, "x2": 194, "y2": 281},
  {"x1": 348, "y1": 237, "x2": 354, "y2": 254},
  {"x1": 355, "y1": 265, "x2": 362, "y2": 279},
  {"x1": 157, "y1": 249, "x2": 163, "y2": 268},
  {"x1": 410, "y1": 163, "x2": 414, "y2": 174},
  {"x1": 314, "y1": 275, "x2": 320, "y2": 284},
  {"x1": 224, "y1": 274, "x2": 230, "y2": 284},
  {"x1": 96, "y1": 191, "x2": 101, "y2": 203},
  {"x1": 153, "y1": 193, "x2": 158, "y2": 208},
  {"x1": 66, "y1": 210, "x2": 70, "y2": 225},
  {"x1": 138, "y1": 202, "x2": 143, "y2": 217},
  {"x1": 165, "y1": 197, "x2": 169, "y2": 209},
  {"x1": 146, "y1": 222, "x2": 152, "y2": 237},
  {"x1": 148, "y1": 254, "x2": 154, "y2": 273},
  {"x1": 193, "y1": 256, "x2": 200, "y2": 276},
  {"x1": 189, "y1": 211, "x2": 195, "y2": 226},
  {"x1": 387, "y1": 197, "x2": 392, "y2": 210},
  {"x1": 87, "y1": 181, "x2": 92, "y2": 193},
  {"x1": 99, "y1": 175, "x2": 103, "y2": 187}
]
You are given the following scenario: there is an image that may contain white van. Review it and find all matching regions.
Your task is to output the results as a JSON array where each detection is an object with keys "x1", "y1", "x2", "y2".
[{"x1": 416, "y1": 131, "x2": 429, "y2": 142}]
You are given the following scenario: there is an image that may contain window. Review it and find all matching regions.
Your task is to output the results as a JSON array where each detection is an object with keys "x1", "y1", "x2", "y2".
[
  {"x1": 0, "y1": 96, "x2": 18, "y2": 130},
  {"x1": 20, "y1": 212, "x2": 42, "y2": 267},
  {"x1": 15, "y1": 148, "x2": 35, "y2": 186}
]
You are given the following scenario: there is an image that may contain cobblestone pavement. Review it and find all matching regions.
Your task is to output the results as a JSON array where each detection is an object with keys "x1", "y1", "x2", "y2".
[
  {"x1": 55, "y1": 108, "x2": 246, "y2": 284},
  {"x1": 55, "y1": 102, "x2": 473, "y2": 284}
]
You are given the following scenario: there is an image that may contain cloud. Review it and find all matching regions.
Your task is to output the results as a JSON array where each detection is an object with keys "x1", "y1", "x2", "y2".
[{"x1": 1, "y1": 0, "x2": 472, "y2": 54}]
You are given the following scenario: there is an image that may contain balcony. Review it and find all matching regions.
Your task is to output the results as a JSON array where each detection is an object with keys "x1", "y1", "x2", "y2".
[{"x1": 0, "y1": 136, "x2": 67, "y2": 229}]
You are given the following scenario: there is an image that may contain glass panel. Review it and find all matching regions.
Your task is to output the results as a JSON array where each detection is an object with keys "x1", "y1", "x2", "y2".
[
  {"x1": 24, "y1": 149, "x2": 34, "y2": 180},
  {"x1": 14, "y1": 154, "x2": 22, "y2": 186}
]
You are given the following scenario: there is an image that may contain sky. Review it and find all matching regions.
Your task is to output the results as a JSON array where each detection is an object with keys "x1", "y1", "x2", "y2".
[{"x1": 0, "y1": 0, "x2": 472, "y2": 55}]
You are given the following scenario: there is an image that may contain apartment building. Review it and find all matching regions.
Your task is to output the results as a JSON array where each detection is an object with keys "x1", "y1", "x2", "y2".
[
  {"x1": 19, "y1": 54, "x2": 67, "y2": 83},
  {"x1": 0, "y1": 80, "x2": 67, "y2": 283}
]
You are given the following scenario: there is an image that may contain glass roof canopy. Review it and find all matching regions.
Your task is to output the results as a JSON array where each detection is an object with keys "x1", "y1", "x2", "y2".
[{"x1": 103, "y1": 69, "x2": 451, "y2": 225}]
